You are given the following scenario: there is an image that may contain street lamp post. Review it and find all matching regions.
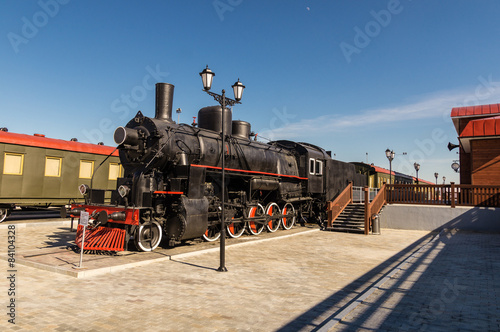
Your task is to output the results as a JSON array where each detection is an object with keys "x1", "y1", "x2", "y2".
[
  {"x1": 443, "y1": 176, "x2": 446, "y2": 184},
  {"x1": 434, "y1": 172, "x2": 439, "y2": 201},
  {"x1": 385, "y1": 149, "x2": 395, "y2": 185},
  {"x1": 199, "y1": 65, "x2": 245, "y2": 272},
  {"x1": 414, "y1": 162, "x2": 420, "y2": 184},
  {"x1": 176, "y1": 108, "x2": 182, "y2": 123}
]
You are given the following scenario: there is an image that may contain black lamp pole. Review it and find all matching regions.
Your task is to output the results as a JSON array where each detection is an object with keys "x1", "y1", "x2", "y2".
[
  {"x1": 385, "y1": 149, "x2": 395, "y2": 185},
  {"x1": 414, "y1": 162, "x2": 420, "y2": 184},
  {"x1": 199, "y1": 66, "x2": 245, "y2": 272},
  {"x1": 434, "y1": 172, "x2": 438, "y2": 185}
]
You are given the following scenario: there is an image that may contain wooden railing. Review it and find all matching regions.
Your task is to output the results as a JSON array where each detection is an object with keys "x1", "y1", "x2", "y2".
[
  {"x1": 386, "y1": 183, "x2": 500, "y2": 208},
  {"x1": 364, "y1": 184, "x2": 386, "y2": 235},
  {"x1": 369, "y1": 183, "x2": 387, "y2": 216},
  {"x1": 326, "y1": 182, "x2": 353, "y2": 227}
]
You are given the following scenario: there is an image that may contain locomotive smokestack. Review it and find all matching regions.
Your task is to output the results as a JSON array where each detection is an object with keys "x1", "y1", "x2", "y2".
[{"x1": 155, "y1": 83, "x2": 175, "y2": 122}]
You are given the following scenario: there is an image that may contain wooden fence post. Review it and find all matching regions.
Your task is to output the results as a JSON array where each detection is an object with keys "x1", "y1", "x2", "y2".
[
  {"x1": 364, "y1": 186, "x2": 370, "y2": 235},
  {"x1": 450, "y1": 182, "x2": 456, "y2": 208}
]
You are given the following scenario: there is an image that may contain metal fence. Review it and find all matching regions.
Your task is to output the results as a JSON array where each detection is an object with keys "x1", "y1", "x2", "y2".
[{"x1": 352, "y1": 186, "x2": 379, "y2": 203}]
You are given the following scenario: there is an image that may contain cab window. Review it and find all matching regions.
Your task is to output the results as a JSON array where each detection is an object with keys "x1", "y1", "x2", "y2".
[
  {"x1": 309, "y1": 158, "x2": 315, "y2": 175},
  {"x1": 315, "y1": 160, "x2": 323, "y2": 175}
]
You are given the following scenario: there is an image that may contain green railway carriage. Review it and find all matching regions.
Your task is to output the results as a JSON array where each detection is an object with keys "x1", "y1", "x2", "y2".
[
  {"x1": 352, "y1": 162, "x2": 394, "y2": 188},
  {"x1": 0, "y1": 130, "x2": 121, "y2": 222},
  {"x1": 352, "y1": 162, "x2": 431, "y2": 188}
]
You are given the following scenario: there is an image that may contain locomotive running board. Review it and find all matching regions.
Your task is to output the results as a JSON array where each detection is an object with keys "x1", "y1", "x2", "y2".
[{"x1": 76, "y1": 225, "x2": 126, "y2": 252}]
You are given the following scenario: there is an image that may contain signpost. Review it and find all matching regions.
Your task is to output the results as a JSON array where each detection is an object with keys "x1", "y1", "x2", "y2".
[{"x1": 78, "y1": 211, "x2": 89, "y2": 268}]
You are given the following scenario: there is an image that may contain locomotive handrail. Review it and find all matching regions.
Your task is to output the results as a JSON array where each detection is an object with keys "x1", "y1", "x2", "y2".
[
  {"x1": 90, "y1": 146, "x2": 119, "y2": 194},
  {"x1": 191, "y1": 164, "x2": 309, "y2": 180},
  {"x1": 144, "y1": 126, "x2": 177, "y2": 170},
  {"x1": 326, "y1": 182, "x2": 353, "y2": 228}
]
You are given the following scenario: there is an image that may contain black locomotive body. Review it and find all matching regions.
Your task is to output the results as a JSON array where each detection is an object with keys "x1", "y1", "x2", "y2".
[{"x1": 73, "y1": 83, "x2": 361, "y2": 252}]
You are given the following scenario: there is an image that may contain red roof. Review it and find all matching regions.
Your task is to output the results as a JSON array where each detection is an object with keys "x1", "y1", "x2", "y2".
[
  {"x1": 451, "y1": 103, "x2": 500, "y2": 118},
  {"x1": 460, "y1": 115, "x2": 500, "y2": 138},
  {"x1": 0, "y1": 131, "x2": 118, "y2": 156},
  {"x1": 372, "y1": 165, "x2": 394, "y2": 176},
  {"x1": 361, "y1": 163, "x2": 433, "y2": 183}
]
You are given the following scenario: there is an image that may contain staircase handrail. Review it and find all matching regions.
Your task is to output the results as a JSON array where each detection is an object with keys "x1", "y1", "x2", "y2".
[
  {"x1": 364, "y1": 183, "x2": 387, "y2": 235},
  {"x1": 326, "y1": 182, "x2": 353, "y2": 227},
  {"x1": 369, "y1": 183, "x2": 387, "y2": 216}
]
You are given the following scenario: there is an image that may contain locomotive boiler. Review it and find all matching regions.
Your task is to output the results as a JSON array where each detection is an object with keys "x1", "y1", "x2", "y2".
[{"x1": 72, "y1": 82, "x2": 360, "y2": 252}]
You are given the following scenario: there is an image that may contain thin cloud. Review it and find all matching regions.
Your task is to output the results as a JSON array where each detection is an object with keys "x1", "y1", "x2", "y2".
[{"x1": 260, "y1": 81, "x2": 500, "y2": 140}]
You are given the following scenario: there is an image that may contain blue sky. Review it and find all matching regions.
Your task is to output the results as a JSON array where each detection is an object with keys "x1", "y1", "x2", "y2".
[{"x1": 2, "y1": 0, "x2": 500, "y2": 183}]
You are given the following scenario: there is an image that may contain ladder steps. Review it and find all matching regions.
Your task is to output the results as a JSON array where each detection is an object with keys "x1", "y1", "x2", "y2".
[{"x1": 326, "y1": 203, "x2": 365, "y2": 233}]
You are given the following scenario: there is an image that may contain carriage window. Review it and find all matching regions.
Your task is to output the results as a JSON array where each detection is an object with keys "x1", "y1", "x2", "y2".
[
  {"x1": 79, "y1": 160, "x2": 94, "y2": 179},
  {"x1": 315, "y1": 160, "x2": 323, "y2": 175},
  {"x1": 3, "y1": 153, "x2": 24, "y2": 175},
  {"x1": 45, "y1": 157, "x2": 62, "y2": 177},
  {"x1": 108, "y1": 163, "x2": 121, "y2": 180},
  {"x1": 309, "y1": 158, "x2": 315, "y2": 175}
]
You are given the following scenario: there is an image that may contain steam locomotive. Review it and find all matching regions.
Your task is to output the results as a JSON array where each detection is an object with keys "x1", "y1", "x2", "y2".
[{"x1": 72, "y1": 83, "x2": 362, "y2": 252}]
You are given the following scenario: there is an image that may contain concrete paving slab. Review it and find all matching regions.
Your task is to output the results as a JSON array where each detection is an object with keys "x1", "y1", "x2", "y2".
[
  {"x1": 0, "y1": 221, "x2": 439, "y2": 331},
  {"x1": 0, "y1": 222, "x2": 320, "y2": 278},
  {"x1": 330, "y1": 229, "x2": 500, "y2": 332}
]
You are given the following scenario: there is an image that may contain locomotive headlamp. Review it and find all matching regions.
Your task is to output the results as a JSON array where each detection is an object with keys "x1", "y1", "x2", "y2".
[
  {"x1": 232, "y1": 79, "x2": 245, "y2": 102},
  {"x1": 118, "y1": 185, "x2": 130, "y2": 198},
  {"x1": 79, "y1": 184, "x2": 90, "y2": 196},
  {"x1": 199, "y1": 65, "x2": 215, "y2": 91}
]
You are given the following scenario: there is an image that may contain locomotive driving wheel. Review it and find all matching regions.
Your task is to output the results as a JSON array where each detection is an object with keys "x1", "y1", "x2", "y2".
[
  {"x1": 134, "y1": 221, "x2": 162, "y2": 252},
  {"x1": 247, "y1": 203, "x2": 265, "y2": 235},
  {"x1": 281, "y1": 203, "x2": 296, "y2": 230},
  {"x1": 0, "y1": 208, "x2": 9, "y2": 223},
  {"x1": 265, "y1": 202, "x2": 281, "y2": 232},
  {"x1": 226, "y1": 218, "x2": 245, "y2": 238},
  {"x1": 202, "y1": 223, "x2": 221, "y2": 242}
]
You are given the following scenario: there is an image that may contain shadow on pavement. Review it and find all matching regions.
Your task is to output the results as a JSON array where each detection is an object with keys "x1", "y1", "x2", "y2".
[
  {"x1": 276, "y1": 231, "x2": 436, "y2": 332},
  {"x1": 170, "y1": 259, "x2": 218, "y2": 271},
  {"x1": 279, "y1": 229, "x2": 500, "y2": 331}
]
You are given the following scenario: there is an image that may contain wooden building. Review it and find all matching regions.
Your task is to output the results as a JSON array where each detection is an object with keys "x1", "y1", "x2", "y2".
[{"x1": 451, "y1": 103, "x2": 500, "y2": 185}]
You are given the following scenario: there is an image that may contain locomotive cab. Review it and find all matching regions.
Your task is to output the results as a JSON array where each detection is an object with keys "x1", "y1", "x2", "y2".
[{"x1": 273, "y1": 141, "x2": 328, "y2": 196}]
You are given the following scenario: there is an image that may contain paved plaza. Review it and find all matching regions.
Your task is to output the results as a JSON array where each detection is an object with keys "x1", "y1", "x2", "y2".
[{"x1": 0, "y1": 220, "x2": 499, "y2": 331}]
